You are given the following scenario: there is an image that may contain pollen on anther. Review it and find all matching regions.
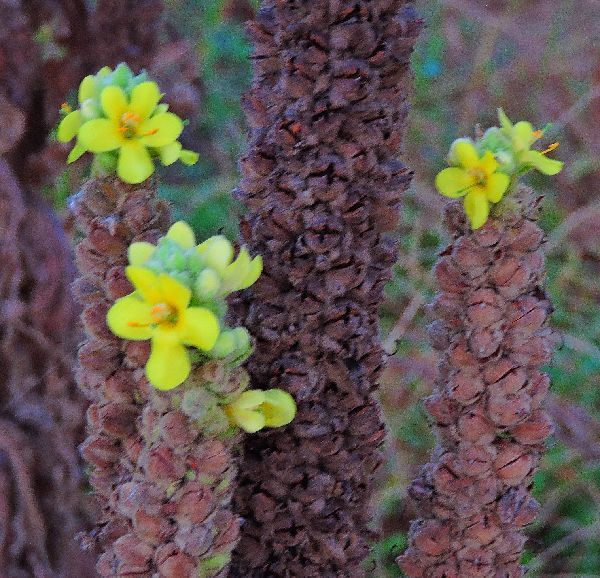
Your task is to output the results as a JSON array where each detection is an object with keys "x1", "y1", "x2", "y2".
[{"x1": 541, "y1": 142, "x2": 559, "y2": 155}]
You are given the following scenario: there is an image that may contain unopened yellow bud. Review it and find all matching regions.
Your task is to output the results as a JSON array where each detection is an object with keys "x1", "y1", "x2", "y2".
[
  {"x1": 196, "y1": 236, "x2": 233, "y2": 273},
  {"x1": 195, "y1": 268, "x2": 221, "y2": 299}
]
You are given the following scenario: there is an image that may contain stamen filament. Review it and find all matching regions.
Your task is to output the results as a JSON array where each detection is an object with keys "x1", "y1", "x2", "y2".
[{"x1": 541, "y1": 142, "x2": 559, "y2": 155}]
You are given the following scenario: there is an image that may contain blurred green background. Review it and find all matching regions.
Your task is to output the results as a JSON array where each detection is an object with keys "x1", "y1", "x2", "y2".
[{"x1": 53, "y1": 0, "x2": 600, "y2": 575}]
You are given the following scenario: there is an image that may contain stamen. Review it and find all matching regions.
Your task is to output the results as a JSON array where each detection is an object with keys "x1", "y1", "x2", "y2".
[
  {"x1": 150, "y1": 303, "x2": 176, "y2": 324},
  {"x1": 532, "y1": 129, "x2": 544, "y2": 139},
  {"x1": 541, "y1": 142, "x2": 559, "y2": 155},
  {"x1": 61, "y1": 103, "x2": 73, "y2": 114},
  {"x1": 127, "y1": 321, "x2": 151, "y2": 328},
  {"x1": 143, "y1": 128, "x2": 160, "y2": 137}
]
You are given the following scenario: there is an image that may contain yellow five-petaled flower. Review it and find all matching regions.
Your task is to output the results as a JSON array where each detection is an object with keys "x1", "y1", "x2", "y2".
[
  {"x1": 79, "y1": 81, "x2": 184, "y2": 184},
  {"x1": 107, "y1": 267, "x2": 219, "y2": 390},
  {"x1": 224, "y1": 389, "x2": 297, "y2": 433},
  {"x1": 435, "y1": 139, "x2": 511, "y2": 230}
]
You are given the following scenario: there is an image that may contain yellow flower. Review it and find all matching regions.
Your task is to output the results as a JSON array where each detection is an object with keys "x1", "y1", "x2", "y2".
[
  {"x1": 225, "y1": 389, "x2": 297, "y2": 433},
  {"x1": 107, "y1": 267, "x2": 219, "y2": 390},
  {"x1": 78, "y1": 81, "x2": 184, "y2": 184},
  {"x1": 435, "y1": 140, "x2": 510, "y2": 230},
  {"x1": 498, "y1": 109, "x2": 563, "y2": 176}
]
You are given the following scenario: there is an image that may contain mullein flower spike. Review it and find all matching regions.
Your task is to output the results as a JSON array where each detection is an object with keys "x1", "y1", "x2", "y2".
[
  {"x1": 106, "y1": 221, "x2": 295, "y2": 431},
  {"x1": 435, "y1": 110, "x2": 563, "y2": 229},
  {"x1": 57, "y1": 63, "x2": 199, "y2": 183}
]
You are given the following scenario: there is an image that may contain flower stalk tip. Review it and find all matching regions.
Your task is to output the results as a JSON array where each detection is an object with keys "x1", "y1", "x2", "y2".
[
  {"x1": 57, "y1": 63, "x2": 199, "y2": 183},
  {"x1": 435, "y1": 109, "x2": 563, "y2": 229}
]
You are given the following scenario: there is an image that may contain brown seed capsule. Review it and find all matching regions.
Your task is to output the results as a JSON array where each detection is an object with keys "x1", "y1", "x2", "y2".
[{"x1": 399, "y1": 190, "x2": 555, "y2": 577}]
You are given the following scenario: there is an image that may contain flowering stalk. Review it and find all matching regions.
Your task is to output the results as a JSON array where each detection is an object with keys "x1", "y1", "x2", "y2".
[
  {"x1": 230, "y1": 1, "x2": 422, "y2": 575},
  {"x1": 69, "y1": 70, "x2": 295, "y2": 576},
  {"x1": 398, "y1": 115, "x2": 561, "y2": 577}
]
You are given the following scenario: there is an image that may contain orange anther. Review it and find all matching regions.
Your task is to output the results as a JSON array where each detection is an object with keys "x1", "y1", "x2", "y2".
[
  {"x1": 143, "y1": 128, "x2": 159, "y2": 136},
  {"x1": 532, "y1": 129, "x2": 544, "y2": 139},
  {"x1": 541, "y1": 142, "x2": 559, "y2": 155}
]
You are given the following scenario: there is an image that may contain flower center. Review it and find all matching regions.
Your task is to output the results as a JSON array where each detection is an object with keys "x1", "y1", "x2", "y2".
[
  {"x1": 150, "y1": 302, "x2": 178, "y2": 325},
  {"x1": 118, "y1": 111, "x2": 141, "y2": 139},
  {"x1": 468, "y1": 167, "x2": 487, "y2": 185}
]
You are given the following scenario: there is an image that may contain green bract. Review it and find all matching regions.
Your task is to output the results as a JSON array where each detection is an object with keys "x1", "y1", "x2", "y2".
[{"x1": 57, "y1": 63, "x2": 199, "y2": 183}]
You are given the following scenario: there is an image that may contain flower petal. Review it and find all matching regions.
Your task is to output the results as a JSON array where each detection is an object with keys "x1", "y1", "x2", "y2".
[
  {"x1": 146, "y1": 332, "x2": 190, "y2": 390},
  {"x1": 130, "y1": 81, "x2": 161, "y2": 121},
  {"x1": 106, "y1": 294, "x2": 153, "y2": 340},
  {"x1": 67, "y1": 140, "x2": 87, "y2": 164},
  {"x1": 138, "y1": 113, "x2": 184, "y2": 148},
  {"x1": 479, "y1": 151, "x2": 499, "y2": 177},
  {"x1": 117, "y1": 140, "x2": 154, "y2": 184},
  {"x1": 239, "y1": 255, "x2": 262, "y2": 290},
  {"x1": 57, "y1": 110, "x2": 82, "y2": 143},
  {"x1": 128, "y1": 242, "x2": 156, "y2": 266},
  {"x1": 178, "y1": 307, "x2": 219, "y2": 351},
  {"x1": 125, "y1": 266, "x2": 162, "y2": 304},
  {"x1": 231, "y1": 390, "x2": 266, "y2": 410},
  {"x1": 450, "y1": 139, "x2": 479, "y2": 168},
  {"x1": 485, "y1": 172, "x2": 510, "y2": 203},
  {"x1": 229, "y1": 408, "x2": 266, "y2": 433},
  {"x1": 196, "y1": 236, "x2": 234, "y2": 273},
  {"x1": 158, "y1": 273, "x2": 192, "y2": 312},
  {"x1": 166, "y1": 221, "x2": 196, "y2": 249},
  {"x1": 521, "y1": 150, "x2": 563, "y2": 176},
  {"x1": 435, "y1": 167, "x2": 473, "y2": 198},
  {"x1": 513, "y1": 121, "x2": 535, "y2": 151},
  {"x1": 100, "y1": 85, "x2": 128, "y2": 121},
  {"x1": 262, "y1": 389, "x2": 297, "y2": 427},
  {"x1": 78, "y1": 75, "x2": 96, "y2": 103},
  {"x1": 158, "y1": 141, "x2": 182, "y2": 166},
  {"x1": 78, "y1": 118, "x2": 122, "y2": 152},
  {"x1": 464, "y1": 189, "x2": 490, "y2": 230}
]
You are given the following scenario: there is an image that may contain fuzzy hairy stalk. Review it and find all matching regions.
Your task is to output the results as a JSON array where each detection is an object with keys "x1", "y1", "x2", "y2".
[
  {"x1": 398, "y1": 189, "x2": 556, "y2": 578},
  {"x1": 230, "y1": 2, "x2": 421, "y2": 575},
  {"x1": 0, "y1": 159, "x2": 96, "y2": 577},
  {"x1": 72, "y1": 178, "x2": 241, "y2": 577}
]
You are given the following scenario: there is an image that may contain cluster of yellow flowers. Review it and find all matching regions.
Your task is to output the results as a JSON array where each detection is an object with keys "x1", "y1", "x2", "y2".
[
  {"x1": 435, "y1": 109, "x2": 563, "y2": 229},
  {"x1": 57, "y1": 64, "x2": 198, "y2": 184},
  {"x1": 107, "y1": 221, "x2": 296, "y2": 433}
]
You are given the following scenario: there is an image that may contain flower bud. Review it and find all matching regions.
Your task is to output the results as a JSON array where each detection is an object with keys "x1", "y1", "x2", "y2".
[
  {"x1": 197, "y1": 236, "x2": 233, "y2": 273},
  {"x1": 209, "y1": 331, "x2": 238, "y2": 359},
  {"x1": 194, "y1": 268, "x2": 221, "y2": 300}
]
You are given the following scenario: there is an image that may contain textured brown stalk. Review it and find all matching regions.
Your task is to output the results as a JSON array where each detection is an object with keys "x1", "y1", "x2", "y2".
[
  {"x1": 398, "y1": 190, "x2": 557, "y2": 578},
  {"x1": 0, "y1": 158, "x2": 96, "y2": 577},
  {"x1": 72, "y1": 177, "x2": 242, "y2": 577},
  {"x1": 230, "y1": 1, "x2": 421, "y2": 575}
]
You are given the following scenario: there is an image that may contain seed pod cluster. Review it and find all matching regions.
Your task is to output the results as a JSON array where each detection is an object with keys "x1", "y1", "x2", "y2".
[
  {"x1": 398, "y1": 189, "x2": 556, "y2": 578},
  {"x1": 231, "y1": 1, "x2": 421, "y2": 575},
  {"x1": 72, "y1": 177, "x2": 243, "y2": 577}
]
